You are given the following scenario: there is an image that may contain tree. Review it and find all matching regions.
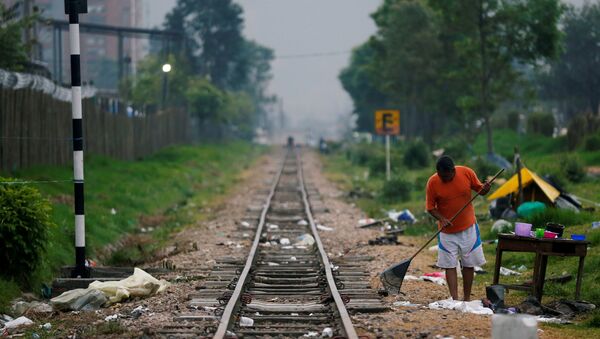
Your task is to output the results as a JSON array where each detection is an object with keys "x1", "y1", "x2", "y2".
[
  {"x1": 0, "y1": 2, "x2": 37, "y2": 71},
  {"x1": 233, "y1": 40, "x2": 276, "y2": 122},
  {"x1": 165, "y1": 0, "x2": 246, "y2": 89},
  {"x1": 129, "y1": 54, "x2": 190, "y2": 109},
  {"x1": 185, "y1": 77, "x2": 225, "y2": 122},
  {"x1": 339, "y1": 42, "x2": 389, "y2": 132},
  {"x1": 370, "y1": 0, "x2": 446, "y2": 143},
  {"x1": 429, "y1": 0, "x2": 563, "y2": 154},
  {"x1": 540, "y1": 3, "x2": 600, "y2": 116},
  {"x1": 163, "y1": 0, "x2": 275, "y2": 137}
]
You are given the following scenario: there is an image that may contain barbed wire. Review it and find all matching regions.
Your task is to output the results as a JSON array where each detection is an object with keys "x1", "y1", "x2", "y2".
[{"x1": 0, "y1": 68, "x2": 97, "y2": 102}]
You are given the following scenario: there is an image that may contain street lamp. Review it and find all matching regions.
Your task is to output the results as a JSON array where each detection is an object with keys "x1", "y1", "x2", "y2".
[{"x1": 161, "y1": 63, "x2": 171, "y2": 110}]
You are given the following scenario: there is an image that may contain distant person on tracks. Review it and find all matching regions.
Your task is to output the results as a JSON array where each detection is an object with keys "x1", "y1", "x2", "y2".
[{"x1": 425, "y1": 155, "x2": 491, "y2": 301}]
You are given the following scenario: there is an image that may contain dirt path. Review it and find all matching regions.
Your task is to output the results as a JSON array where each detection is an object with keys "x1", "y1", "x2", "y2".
[
  {"x1": 43, "y1": 150, "x2": 280, "y2": 337},
  {"x1": 302, "y1": 150, "x2": 566, "y2": 339},
  {"x1": 42, "y1": 148, "x2": 568, "y2": 338}
]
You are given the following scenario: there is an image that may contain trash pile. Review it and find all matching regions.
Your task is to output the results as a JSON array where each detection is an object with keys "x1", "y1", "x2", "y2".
[
  {"x1": 360, "y1": 209, "x2": 417, "y2": 246},
  {"x1": 481, "y1": 285, "x2": 596, "y2": 322},
  {"x1": 50, "y1": 268, "x2": 169, "y2": 311}
]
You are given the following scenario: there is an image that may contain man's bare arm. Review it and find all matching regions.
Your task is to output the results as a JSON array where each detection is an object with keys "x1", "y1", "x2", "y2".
[{"x1": 428, "y1": 208, "x2": 452, "y2": 229}]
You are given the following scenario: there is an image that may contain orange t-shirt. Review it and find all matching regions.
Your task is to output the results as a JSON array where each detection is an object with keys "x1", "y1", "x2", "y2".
[{"x1": 425, "y1": 166, "x2": 484, "y2": 234}]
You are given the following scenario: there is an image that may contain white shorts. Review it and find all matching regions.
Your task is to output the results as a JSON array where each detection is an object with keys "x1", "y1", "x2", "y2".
[{"x1": 437, "y1": 223, "x2": 486, "y2": 269}]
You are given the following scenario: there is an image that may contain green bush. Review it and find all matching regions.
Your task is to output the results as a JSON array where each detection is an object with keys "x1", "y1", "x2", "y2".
[
  {"x1": 442, "y1": 139, "x2": 469, "y2": 162},
  {"x1": 506, "y1": 111, "x2": 520, "y2": 131},
  {"x1": 584, "y1": 310, "x2": 600, "y2": 328},
  {"x1": 562, "y1": 155, "x2": 586, "y2": 183},
  {"x1": 367, "y1": 153, "x2": 388, "y2": 176},
  {"x1": 403, "y1": 141, "x2": 431, "y2": 169},
  {"x1": 523, "y1": 208, "x2": 596, "y2": 228},
  {"x1": 567, "y1": 116, "x2": 587, "y2": 150},
  {"x1": 527, "y1": 112, "x2": 555, "y2": 137},
  {"x1": 585, "y1": 134, "x2": 600, "y2": 151},
  {"x1": 380, "y1": 176, "x2": 413, "y2": 202},
  {"x1": 346, "y1": 144, "x2": 374, "y2": 166},
  {"x1": 414, "y1": 173, "x2": 432, "y2": 190},
  {"x1": 0, "y1": 179, "x2": 54, "y2": 285},
  {"x1": 470, "y1": 156, "x2": 498, "y2": 179}
]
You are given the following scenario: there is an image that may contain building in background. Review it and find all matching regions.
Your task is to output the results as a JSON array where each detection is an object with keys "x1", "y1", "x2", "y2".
[{"x1": 7, "y1": 0, "x2": 149, "y2": 90}]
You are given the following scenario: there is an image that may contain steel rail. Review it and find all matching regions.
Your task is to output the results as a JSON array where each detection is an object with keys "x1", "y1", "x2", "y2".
[
  {"x1": 213, "y1": 150, "x2": 288, "y2": 339},
  {"x1": 296, "y1": 148, "x2": 359, "y2": 339}
]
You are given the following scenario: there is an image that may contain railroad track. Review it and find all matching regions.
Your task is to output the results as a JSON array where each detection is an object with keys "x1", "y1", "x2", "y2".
[
  {"x1": 213, "y1": 148, "x2": 357, "y2": 338},
  {"x1": 155, "y1": 148, "x2": 385, "y2": 338}
]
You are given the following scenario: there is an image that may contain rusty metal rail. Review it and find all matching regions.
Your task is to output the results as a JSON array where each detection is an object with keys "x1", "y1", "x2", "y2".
[
  {"x1": 213, "y1": 148, "x2": 358, "y2": 338},
  {"x1": 296, "y1": 150, "x2": 358, "y2": 338},
  {"x1": 212, "y1": 150, "x2": 287, "y2": 338}
]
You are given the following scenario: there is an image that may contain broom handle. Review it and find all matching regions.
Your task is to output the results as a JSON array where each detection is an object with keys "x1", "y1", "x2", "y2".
[{"x1": 409, "y1": 168, "x2": 505, "y2": 261}]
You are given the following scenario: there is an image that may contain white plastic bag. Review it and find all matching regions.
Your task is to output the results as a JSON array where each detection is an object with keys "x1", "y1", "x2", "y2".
[{"x1": 88, "y1": 268, "x2": 170, "y2": 304}]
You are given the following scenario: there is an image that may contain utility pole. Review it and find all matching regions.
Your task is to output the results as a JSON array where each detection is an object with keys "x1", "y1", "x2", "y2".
[
  {"x1": 515, "y1": 146, "x2": 524, "y2": 207},
  {"x1": 22, "y1": 0, "x2": 42, "y2": 60},
  {"x1": 65, "y1": 0, "x2": 89, "y2": 278}
]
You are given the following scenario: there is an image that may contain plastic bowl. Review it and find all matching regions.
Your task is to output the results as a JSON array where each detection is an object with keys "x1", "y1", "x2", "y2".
[
  {"x1": 571, "y1": 234, "x2": 586, "y2": 241},
  {"x1": 543, "y1": 230, "x2": 558, "y2": 239},
  {"x1": 515, "y1": 222, "x2": 533, "y2": 237},
  {"x1": 546, "y1": 223, "x2": 565, "y2": 238}
]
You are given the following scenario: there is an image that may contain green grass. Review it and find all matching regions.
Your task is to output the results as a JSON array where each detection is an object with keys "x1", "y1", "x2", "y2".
[
  {"x1": 0, "y1": 279, "x2": 21, "y2": 314},
  {"x1": 321, "y1": 132, "x2": 600, "y2": 337},
  {"x1": 0, "y1": 142, "x2": 265, "y2": 310},
  {"x1": 472, "y1": 129, "x2": 567, "y2": 159}
]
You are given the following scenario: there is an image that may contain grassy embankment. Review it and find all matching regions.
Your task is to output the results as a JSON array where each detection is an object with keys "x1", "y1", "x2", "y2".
[
  {"x1": 0, "y1": 142, "x2": 265, "y2": 313},
  {"x1": 321, "y1": 129, "x2": 600, "y2": 333}
]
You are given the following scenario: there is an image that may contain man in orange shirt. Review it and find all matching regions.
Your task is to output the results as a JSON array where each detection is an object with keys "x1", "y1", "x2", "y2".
[{"x1": 426, "y1": 156, "x2": 491, "y2": 301}]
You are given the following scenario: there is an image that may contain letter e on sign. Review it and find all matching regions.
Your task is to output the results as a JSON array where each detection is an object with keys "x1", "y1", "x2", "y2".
[{"x1": 375, "y1": 110, "x2": 400, "y2": 135}]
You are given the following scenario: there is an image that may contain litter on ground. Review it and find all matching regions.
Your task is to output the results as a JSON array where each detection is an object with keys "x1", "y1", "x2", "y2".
[
  {"x1": 297, "y1": 219, "x2": 308, "y2": 226},
  {"x1": 51, "y1": 268, "x2": 169, "y2": 310},
  {"x1": 317, "y1": 224, "x2": 334, "y2": 231},
  {"x1": 239, "y1": 316, "x2": 254, "y2": 327},
  {"x1": 393, "y1": 301, "x2": 421, "y2": 307},
  {"x1": 104, "y1": 314, "x2": 120, "y2": 322},
  {"x1": 428, "y1": 299, "x2": 494, "y2": 315},
  {"x1": 50, "y1": 288, "x2": 108, "y2": 311},
  {"x1": 294, "y1": 234, "x2": 315, "y2": 247},
  {"x1": 1, "y1": 316, "x2": 33, "y2": 330},
  {"x1": 499, "y1": 267, "x2": 521, "y2": 276},
  {"x1": 388, "y1": 209, "x2": 416, "y2": 224},
  {"x1": 89, "y1": 268, "x2": 170, "y2": 304},
  {"x1": 536, "y1": 317, "x2": 572, "y2": 324},
  {"x1": 403, "y1": 274, "x2": 446, "y2": 286},
  {"x1": 357, "y1": 218, "x2": 377, "y2": 226}
]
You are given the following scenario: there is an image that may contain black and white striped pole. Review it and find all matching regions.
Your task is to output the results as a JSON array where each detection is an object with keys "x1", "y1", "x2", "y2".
[{"x1": 65, "y1": 0, "x2": 88, "y2": 278}]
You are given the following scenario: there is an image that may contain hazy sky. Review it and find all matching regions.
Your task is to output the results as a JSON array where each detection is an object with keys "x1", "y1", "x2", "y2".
[
  {"x1": 145, "y1": 0, "x2": 585, "y2": 137},
  {"x1": 146, "y1": 0, "x2": 379, "y2": 137}
]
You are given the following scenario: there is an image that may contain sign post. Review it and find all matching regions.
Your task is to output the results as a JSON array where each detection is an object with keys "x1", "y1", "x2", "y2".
[
  {"x1": 375, "y1": 110, "x2": 400, "y2": 181},
  {"x1": 385, "y1": 135, "x2": 391, "y2": 181}
]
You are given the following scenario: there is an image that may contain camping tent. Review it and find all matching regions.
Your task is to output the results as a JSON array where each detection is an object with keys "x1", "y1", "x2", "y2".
[{"x1": 488, "y1": 168, "x2": 560, "y2": 205}]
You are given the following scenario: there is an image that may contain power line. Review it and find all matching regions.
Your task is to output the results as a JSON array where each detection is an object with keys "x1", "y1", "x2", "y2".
[{"x1": 275, "y1": 50, "x2": 351, "y2": 60}]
